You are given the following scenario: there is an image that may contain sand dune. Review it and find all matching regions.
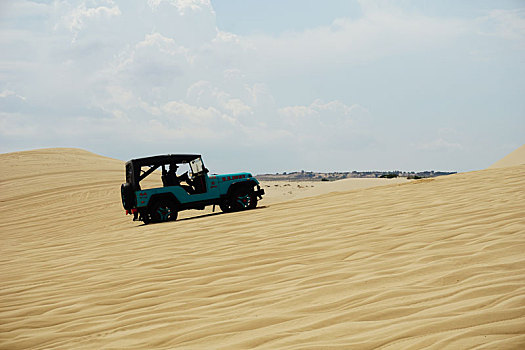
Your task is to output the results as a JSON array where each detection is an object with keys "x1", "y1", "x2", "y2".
[
  {"x1": 1, "y1": 148, "x2": 524, "y2": 349},
  {"x1": 488, "y1": 144, "x2": 525, "y2": 169}
]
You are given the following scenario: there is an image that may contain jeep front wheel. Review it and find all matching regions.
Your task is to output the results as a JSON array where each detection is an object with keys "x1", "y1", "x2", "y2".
[
  {"x1": 149, "y1": 199, "x2": 178, "y2": 223},
  {"x1": 221, "y1": 188, "x2": 257, "y2": 212}
]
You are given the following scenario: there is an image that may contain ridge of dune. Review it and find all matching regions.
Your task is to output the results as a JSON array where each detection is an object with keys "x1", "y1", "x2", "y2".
[
  {"x1": 488, "y1": 144, "x2": 525, "y2": 169},
  {"x1": 0, "y1": 147, "x2": 122, "y2": 179},
  {"x1": 1, "y1": 149, "x2": 524, "y2": 349},
  {"x1": 0, "y1": 148, "x2": 124, "y2": 203},
  {"x1": 1, "y1": 147, "x2": 118, "y2": 162}
]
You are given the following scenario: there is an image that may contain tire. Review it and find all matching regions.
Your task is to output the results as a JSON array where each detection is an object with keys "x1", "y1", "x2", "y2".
[
  {"x1": 247, "y1": 193, "x2": 258, "y2": 209},
  {"x1": 142, "y1": 211, "x2": 151, "y2": 225},
  {"x1": 219, "y1": 202, "x2": 233, "y2": 213},
  {"x1": 221, "y1": 187, "x2": 257, "y2": 213},
  {"x1": 149, "y1": 199, "x2": 178, "y2": 223},
  {"x1": 121, "y1": 183, "x2": 135, "y2": 210}
]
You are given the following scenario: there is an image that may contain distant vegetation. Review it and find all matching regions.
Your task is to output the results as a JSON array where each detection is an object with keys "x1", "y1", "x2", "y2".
[{"x1": 257, "y1": 170, "x2": 456, "y2": 181}]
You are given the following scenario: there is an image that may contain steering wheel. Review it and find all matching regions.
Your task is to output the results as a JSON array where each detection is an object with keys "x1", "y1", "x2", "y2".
[{"x1": 181, "y1": 171, "x2": 193, "y2": 185}]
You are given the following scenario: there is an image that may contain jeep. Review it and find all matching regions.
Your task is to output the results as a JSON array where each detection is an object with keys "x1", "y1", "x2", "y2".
[{"x1": 120, "y1": 154, "x2": 264, "y2": 224}]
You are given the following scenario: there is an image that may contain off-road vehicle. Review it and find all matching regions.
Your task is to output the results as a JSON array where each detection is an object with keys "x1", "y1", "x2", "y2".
[{"x1": 121, "y1": 154, "x2": 264, "y2": 224}]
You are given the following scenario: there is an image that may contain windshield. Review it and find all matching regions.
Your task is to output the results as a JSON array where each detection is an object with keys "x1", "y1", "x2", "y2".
[{"x1": 189, "y1": 157, "x2": 204, "y2": 174}]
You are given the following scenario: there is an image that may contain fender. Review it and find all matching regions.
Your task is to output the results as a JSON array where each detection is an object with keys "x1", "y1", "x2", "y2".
[
  {"x1": 147, "y1": 193, "x2": 181, "y2": 208},
  {"x1": 226, "y1": 179, "x2": 258, "y2": 197}
]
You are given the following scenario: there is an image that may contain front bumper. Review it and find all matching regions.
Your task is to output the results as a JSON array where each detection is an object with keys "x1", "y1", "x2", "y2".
[{"x1": 255, "y1": 187, "x2": 265, "y2": 199}]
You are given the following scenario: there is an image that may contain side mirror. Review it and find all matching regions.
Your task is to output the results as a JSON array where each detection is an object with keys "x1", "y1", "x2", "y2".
[{"x1": 204, "y1": 168, "x2": 209, "y2": 174}]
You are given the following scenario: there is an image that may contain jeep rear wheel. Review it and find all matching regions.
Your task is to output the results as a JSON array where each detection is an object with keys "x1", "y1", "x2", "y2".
[
  {"x1": 149, "y1": 199, "x2": 178, "y2": 223},
  {"x1": 219, "y1": 201, "x2": 234, "y2": 213}
]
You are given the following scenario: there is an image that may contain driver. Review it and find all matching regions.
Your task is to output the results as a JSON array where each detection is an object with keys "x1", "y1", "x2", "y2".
[
  {"x1": 164, "y1": 163, "x2": 181, "y2": 186},
  {"x1": 164, "y1": 163, "x2": 194, "y2": 193}
]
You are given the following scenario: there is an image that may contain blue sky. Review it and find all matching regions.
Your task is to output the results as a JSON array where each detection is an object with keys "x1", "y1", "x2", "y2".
[{"x1": 1, "y1": 0, "x2": 524, "y2": 173}]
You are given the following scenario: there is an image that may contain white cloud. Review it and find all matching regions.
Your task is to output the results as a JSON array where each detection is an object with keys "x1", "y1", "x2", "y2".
[
  {"x1": 418, "y1": 138, "x2": 463, "y2": 151},
  {"x1": 113, "y1": 32, "x2": 192, "y2": 84},
  {"x1": 141, "y1": 0, "x2": 217, "y2": 47},
  {"x1": 186, "y1": 80, "x2": 252, "y2": 117},
  {"x1": 280, "y1": 99, "x2": 367, "y2": 126},
  {"x1": 0, "y1": 113, "x2": 38, "y2": 137},
  {"x1": 0, "y1": 1, "x2": 51, "y2": 20},
  {"x1": 0, "y1": 90, "x2": 26, "y2": 100},
  {"x1": 56, "y1": 0, "x2": 121, "y2": 42},
  {"x1": 148, "y1": 0, "x2": 213, "y2": 15},
  {"x1": 245, "y1": 10, "x2": 467, "y2": 78},
  {"x1": 278, "y1": 99, "x2": 371, "y2": 151},
  {"x1": 162, "y1": 100, "x2": 223, "y2": 125},
  {"x1": 416, "y1": 129, "x2": 463, "y2": 151},
  {"x1": 479, "y1": 9, "x2": 525, "y2": 43}
]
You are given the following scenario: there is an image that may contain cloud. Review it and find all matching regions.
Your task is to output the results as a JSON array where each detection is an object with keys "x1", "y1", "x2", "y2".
[
  {"x1": 0, "y1": 90, "x2": 26, "y2": 100},
  {"x1": 148, "y1": 0, "x2": 213, "y2": 15},
  {"x1": 418, "y1": 138, "x2": 463, "y2": 151},
  {"x1": 0, "y1": 113, "x2": 38, "y2": 137},
  {"x1": 280, "y1": 100, "x2": 367, "y2": 122},
  {"x1": 244, "y1": 8, "x2": 468, "y2": 79},
  {"x1": 143, "y1": 0, "x2": 217, "y2": 47},
  {"x1": 416, "y1": 129, "x2": 463, "y2": 151},
  {"x1": 278, "y1": 99, "x2": 372, "y2": 153},
  {"x1": 186, "y1": 80, "x2": 252, "y2": 117},
  {"x1": 479, "y1": 9, "x2": 525, "y2": 43},
  {"x1": 55, "y1": 0, "x2": 121, "y2": 42},
  {"x1": 113, "y1": 32, "x2": 191, "y2": 86},
  {"x1": 0, "y1": 1, "x2": 51, "y2": 25}
]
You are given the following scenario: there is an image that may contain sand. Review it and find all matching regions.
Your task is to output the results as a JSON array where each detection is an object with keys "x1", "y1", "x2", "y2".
[
  {"x1": 259, "y1": 177, "x2": 409, "y2": 205},
  {"x1": 1, "y1": 148, "x2": 524, "y2": 349}
]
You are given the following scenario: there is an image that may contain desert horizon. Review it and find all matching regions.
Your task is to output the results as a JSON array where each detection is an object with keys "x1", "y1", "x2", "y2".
[{"x1": 1, "y1": 145, "x2": 524, "y2": 349}]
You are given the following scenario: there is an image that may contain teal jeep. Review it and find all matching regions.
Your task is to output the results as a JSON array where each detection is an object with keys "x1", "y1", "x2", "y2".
[{"x1": 121, "y1": 154, "x2": 264, "y2": 224}]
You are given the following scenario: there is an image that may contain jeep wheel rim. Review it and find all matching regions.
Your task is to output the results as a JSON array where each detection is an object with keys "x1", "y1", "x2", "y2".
[{"x1": 236, "y1": 194, "x2": 250, "y2": 208}]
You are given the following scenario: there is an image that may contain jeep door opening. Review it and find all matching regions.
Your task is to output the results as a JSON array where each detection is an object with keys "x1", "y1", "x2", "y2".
[{"x1": 121, "y1": 154, "x2": 264, "y2": 224}]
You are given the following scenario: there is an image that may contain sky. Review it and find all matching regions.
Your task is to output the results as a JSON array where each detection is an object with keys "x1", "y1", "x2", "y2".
[{"x1": 1, "y1": 0, "x2": 524, "y2": 174}]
